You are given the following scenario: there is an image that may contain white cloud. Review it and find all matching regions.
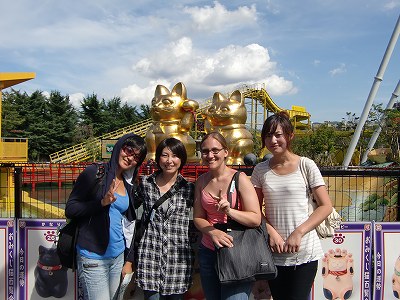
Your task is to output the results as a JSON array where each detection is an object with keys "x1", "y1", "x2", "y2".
[
  {"x1": 313, "y1": 60, "x2": 321, "y2": 66},
  {"x1": 127, "y1": 40, "x2": 295, "y2": 101},
  {"x1": 42, "y1": 91, "x2": 50, "y2": 98},
  {"x1": 201, "y1": 44, "x2": 276, "y2": 84},
  {"x1": 264, "y1": 75, "x2": 298, "y2": 95},
  {"x1": 329, "y1": 63, "x2": 347, "y2": 76},
  {"x1": 243, "y1": 75, "x2": 298, "y2": 96},
  {"x1": 134, "y1": 37, "x2": 193, "y2": 78},
  {"x1": 265, "y1": 0, "x2": 281, "y2": 14},
  {"x1": 69, "y1": 93, "x2": 85, "y2": 108},
  {"x1": 120, "y1": 79, "x2": 172, "y2": 105},
  {"x1": 383, "y1": 1, "x2": 400, "y2": 10},
  {"x1": 183, "y1": 1, "x2": 257, "y2": 31},
  {"x1": 133, "y1": 40, "x2": 277, "y2": 84}
]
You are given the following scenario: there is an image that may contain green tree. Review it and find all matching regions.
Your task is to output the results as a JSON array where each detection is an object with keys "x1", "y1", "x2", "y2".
[
  {"x1": 293, "y1": 125, "x2": 339, "y2": 166},
  {"x1": 2, "y1": 89, "x2": 78, "y2": 161},
  {"x1": 80, "y1": 94, "x2": 106, "y2": 137},
  {"x1": 18, "y1": 90, "x2": 49, "y2": 160},
  {"x1": 1, "y1": 89, "x2": 26, "y2": 137},
  {"x1": 138, "y1": 104, "x2": 151, "y2": 119},
  {"x1": 46, "y1": 91, "x2": 78, "y2": 152},
  {"x1": 380, "y1": 108, "x2": 400, "y2": 162},
  {"x1": 79, "y1": 95, "x2": 147, "y2": 137}
]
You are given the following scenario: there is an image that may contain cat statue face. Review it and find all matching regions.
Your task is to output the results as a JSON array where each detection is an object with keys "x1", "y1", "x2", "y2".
[
  {"x1": 202, "y1": 90, "x2": 254, "y2": 165},
  {"x1": 204, "y1": 90, "x2": 247, "y2": 127},
  {"x1": 145, "y1": 82, "x2": 199, "y2": 161},
  {"x1": 151, "y1": 83, "x2": 195, "y2": 122}
]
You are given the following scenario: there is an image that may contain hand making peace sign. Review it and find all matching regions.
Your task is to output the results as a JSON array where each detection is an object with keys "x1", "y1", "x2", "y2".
[{"x1": 101, "y1": 179, "x2": 121, "y2": 206}]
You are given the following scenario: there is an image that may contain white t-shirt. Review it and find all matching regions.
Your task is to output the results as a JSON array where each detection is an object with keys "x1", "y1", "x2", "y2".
[{"x1": 251, "y1": 157, "x2": 325, "y2": 266}]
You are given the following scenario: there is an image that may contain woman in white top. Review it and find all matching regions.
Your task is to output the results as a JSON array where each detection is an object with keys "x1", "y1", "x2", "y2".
[{"x1": 251, "y1": 111, "x2": 332, "y2": 300}]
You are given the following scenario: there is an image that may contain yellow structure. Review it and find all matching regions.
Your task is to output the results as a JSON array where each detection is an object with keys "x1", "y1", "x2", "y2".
[
  {"x1": 242, "y1": 83, "x2": 311, "y2": 133},
  {"x1": 49, "y1": 83, "x2": 312, "y2": 163},
  {"x1": 50, "y1": 119, "x2": 152, "y2": 163},
  {"x1": 145, "y1": 82, "x2": 199, "y2": 161},
  {"x1": 0, "y1": 72, "x2": 35, "y2": 162},
  {"x1": 0, "y1": 72, "x2": 35, "y2": 217}
]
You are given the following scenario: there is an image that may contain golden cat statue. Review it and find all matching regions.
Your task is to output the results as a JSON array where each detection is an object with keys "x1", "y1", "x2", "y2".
[
  {"x1": 202, "y1": 90, "x2": 253, "y2": 165},
  {"x1": 145, "y1": 82, "x2": 199, "y2": 161}
]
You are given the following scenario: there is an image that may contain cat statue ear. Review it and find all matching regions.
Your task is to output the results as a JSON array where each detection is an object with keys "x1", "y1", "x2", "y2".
[
  {"x1": 154, "y1": 85, "x2": 171, "y2": 97},
  {"x1": 171, "y1": 82, "x2": 187, "y2": 99},
  {"x1": 212, "y1": 90, "x2": 243, "y2": 104},
  {"x1": 213, "y1": 92, "x2": 226, "y2": 103},
  {"x1": 229, "y1": 90, "x2": 243, "y2": 104}
]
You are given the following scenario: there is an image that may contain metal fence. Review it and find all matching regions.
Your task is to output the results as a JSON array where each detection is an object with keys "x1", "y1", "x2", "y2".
[{"x1": 1, "y1": 163, "x2": 399, "y2": 221}]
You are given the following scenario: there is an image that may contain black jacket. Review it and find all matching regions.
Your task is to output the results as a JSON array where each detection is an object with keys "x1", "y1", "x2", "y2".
[{"x1": 65, "y1": 133, "x2": 143, "y2": 263}]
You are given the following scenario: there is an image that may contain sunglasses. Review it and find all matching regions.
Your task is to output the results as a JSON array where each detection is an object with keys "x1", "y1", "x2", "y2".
[{"x1": 122, "y1": 145, "x2": 141, "y2": 161}]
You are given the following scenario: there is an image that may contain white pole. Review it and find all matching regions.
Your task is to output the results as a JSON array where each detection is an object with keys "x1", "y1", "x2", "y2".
[
  {"x1": 361, "y1": 80, "x2": 400, "y2": 163},
  {"x1": 342, "y1": 15, "x2": 400, "y2": 167}
]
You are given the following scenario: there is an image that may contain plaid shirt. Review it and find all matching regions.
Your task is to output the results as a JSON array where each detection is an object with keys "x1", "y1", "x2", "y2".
[{"x1": 135, "y1": 172, "x2": 195, "y2": 295}]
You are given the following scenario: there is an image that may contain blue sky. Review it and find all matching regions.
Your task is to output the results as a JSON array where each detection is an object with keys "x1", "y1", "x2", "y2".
[{"x1": 1, "y1": 0, "x2": 399, "y2": 123}]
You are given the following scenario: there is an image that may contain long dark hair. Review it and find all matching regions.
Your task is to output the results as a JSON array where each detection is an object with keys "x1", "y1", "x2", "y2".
[{"x1": 104, "y1": 133, "x2": 147, "y2": 195}]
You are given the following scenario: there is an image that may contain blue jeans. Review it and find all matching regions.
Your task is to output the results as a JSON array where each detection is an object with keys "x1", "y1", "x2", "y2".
[
  {"x1": 143, "y1": 290, "x2": 184, "y2": 300},
  {"x1": 198, "y1": 244, "x2": 253, "y2": 300},
  {"x1": 77, "y1": 252, "x2": 124, "y2": 300}
]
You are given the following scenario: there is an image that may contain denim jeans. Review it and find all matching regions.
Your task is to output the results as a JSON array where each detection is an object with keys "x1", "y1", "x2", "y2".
[
  {"x1": 198, "y1": 244, "x2": 253, "y2": 300},
  {"x1": 77, "y1": 252, "x2": 124, "y2": 300},
  {"x1": 143, "y1": 290, "x2": 184, "y2": 300}
]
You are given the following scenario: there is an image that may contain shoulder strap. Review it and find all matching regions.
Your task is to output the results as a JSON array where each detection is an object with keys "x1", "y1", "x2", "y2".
[
  {"x1": 227, "y1": 171, "x2": 241, "y2": 211},
  {"x1": 90, "y1": 162, "x2": 105, "y2": 197},
  {"x1": 95, "y1": 162, "x2": 105, "y2": 179},
  {"x1": 140, "y1": 180, "x2": 184, "y2": 233},
  {"x1": 299, "y1": 157, "x2": 308, "y2": 188},
  {"x1": 300, "y1": 157, "x2": 317, "y2": 206}
]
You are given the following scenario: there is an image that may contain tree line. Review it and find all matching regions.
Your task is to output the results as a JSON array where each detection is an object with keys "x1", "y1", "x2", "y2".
[
  {"x1": 1, "y1": 89, "x2": 150, "y2": 161},
  {"x1": 2, "y1": 89, "x2": 399, "y2": 165}
]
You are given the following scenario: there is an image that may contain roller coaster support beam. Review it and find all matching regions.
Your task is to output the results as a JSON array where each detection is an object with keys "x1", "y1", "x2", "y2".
[
  {"x1": 343, "y1": 15, "x2": 400, "y2": 168},
  {"x1": 361, "y1": 80, "x2": 400, "y2": 164}
]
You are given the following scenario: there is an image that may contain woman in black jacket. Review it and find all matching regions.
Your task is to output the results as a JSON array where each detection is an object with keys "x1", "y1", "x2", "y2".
[{"x1": 65, "y1": 133, "x2": 147, "y2": 300}]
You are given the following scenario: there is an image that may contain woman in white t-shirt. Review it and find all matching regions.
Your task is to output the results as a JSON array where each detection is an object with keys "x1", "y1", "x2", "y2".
[{"x1": 251, "y1": 111, "x2": 332, "y2": 300}]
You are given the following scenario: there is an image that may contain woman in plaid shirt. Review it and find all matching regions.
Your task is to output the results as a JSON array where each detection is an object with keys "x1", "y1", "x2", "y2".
[{"x1": 134, "y1": 138, "x2": 195, "y2": 300}]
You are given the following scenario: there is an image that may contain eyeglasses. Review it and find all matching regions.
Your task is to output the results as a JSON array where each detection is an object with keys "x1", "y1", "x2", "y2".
[
  {"x1": 122, "y1": 145, "x2": 141, "y2": 161},
  {"x1": 201, "y1": 148, "x2": 225, "y2": 156}
]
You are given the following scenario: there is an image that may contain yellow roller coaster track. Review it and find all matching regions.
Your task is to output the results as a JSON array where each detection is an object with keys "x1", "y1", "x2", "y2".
[
  {"x1": 49, "y1": 84, "x2": 311, "y2": 163},
  {"x1": 49, "y1": 119, "x2": 153, "y2": 163},
  {"x1": 240, "y1": 83, "x2": 311, "y2": 132}
]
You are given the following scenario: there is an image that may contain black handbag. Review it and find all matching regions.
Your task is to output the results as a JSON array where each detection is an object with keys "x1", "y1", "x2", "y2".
[
  {"x1": 57, "y1": 220, "x2": 78, "y2": 270},
  {"x1": 215, "y1": 172, "x2": 277, "y2": 284}
]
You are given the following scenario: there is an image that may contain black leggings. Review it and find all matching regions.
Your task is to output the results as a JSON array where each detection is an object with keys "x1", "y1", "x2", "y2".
[{"x1": 268, "y1": 260, "x2": 318, "y2": 300}]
